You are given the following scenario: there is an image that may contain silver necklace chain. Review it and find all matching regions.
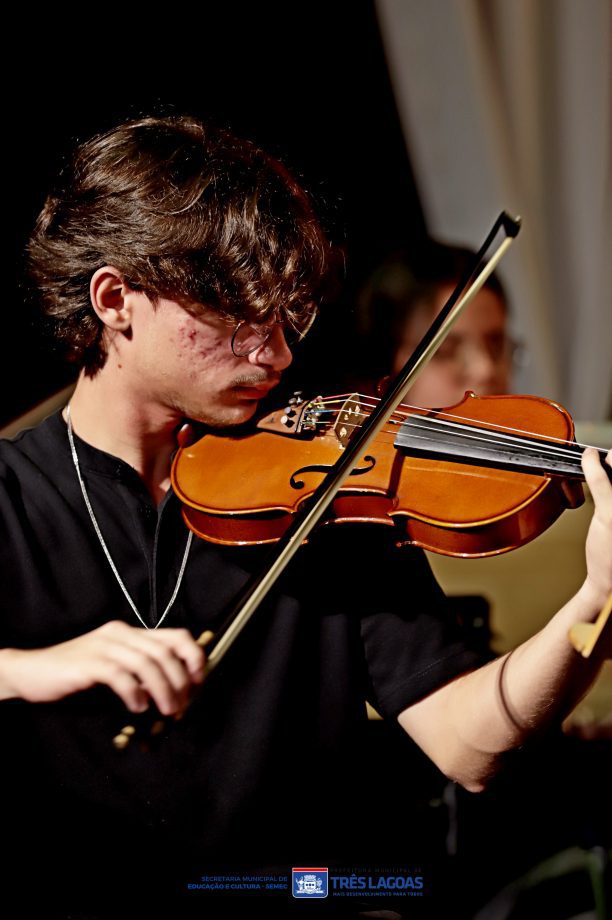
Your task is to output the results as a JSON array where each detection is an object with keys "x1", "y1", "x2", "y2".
[{"x1": 66, "y1": 404, "x2": 193, "y2": 629}]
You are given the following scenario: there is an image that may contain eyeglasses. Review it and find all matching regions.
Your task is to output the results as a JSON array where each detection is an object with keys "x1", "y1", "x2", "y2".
[
  {"x1": 429, "y1": 333, "x2": 525, "y2": 368},
  {"x1": 231, "y1": 308, "x2": 318, "y2": 358}
]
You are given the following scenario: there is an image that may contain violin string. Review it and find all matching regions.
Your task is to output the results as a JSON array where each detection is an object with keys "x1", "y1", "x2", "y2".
[
  {"x1": 317, "y1": 394, "x2": 602, "y2": 449},
  {"x1": 305, "y1": 405, "x2": 600, "y2": 470},
  {"x1": 311, "y1": 415, "x2": 586, "y2": 469},
  {"x1": 313, "y1": 393, "x2": 586, "y2": 447},
  {"x1": 329, "y1": 416, "x2": 589, "y2": 466},
  {"x1": 321, "y1": 411, "x2": 586, "y2": 462},
  {"x1": 380, "y1": 400, "x2": 605, "y2": 454},
  {"x1": 388, "y1": 419, "x2": 586, "y2": 466},
  {"x1": 311, "y1": 394, "x2": 605, "y2": 457}
]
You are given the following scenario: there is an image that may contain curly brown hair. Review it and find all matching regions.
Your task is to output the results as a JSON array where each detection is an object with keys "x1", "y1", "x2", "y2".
[{"x1": 27, "y1": 115, "x2": 333, "y2": 372}]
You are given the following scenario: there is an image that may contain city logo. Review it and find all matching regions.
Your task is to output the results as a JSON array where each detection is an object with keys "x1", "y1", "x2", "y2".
[{"x1": 292, "y1": 867, "x2": 328, "y2": 898}]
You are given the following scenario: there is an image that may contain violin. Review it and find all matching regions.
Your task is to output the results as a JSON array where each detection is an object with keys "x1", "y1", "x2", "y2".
[{"x1": 172, "y1": 389, "x2": 607, "y2": 558}]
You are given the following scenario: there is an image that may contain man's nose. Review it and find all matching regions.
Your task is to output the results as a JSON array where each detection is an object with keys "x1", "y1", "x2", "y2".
[
  {"x1": 248, "y1": 324, "x2": 293, "y2": 371},
  {"x1": 462, "y1": 345, "x2": 507, "y2": 393}
]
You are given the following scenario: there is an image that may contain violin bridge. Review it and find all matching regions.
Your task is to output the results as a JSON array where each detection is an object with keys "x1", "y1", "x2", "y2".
[{"x1": 331, "y1": 394, "x2": 368, "y2": 449}]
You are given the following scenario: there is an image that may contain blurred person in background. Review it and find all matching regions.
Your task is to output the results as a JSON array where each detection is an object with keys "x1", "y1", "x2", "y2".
[{"x1": 353, "y1": 238, "x2": 519, "y2": 406}]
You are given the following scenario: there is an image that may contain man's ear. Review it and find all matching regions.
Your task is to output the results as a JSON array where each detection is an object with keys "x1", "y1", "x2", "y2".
[{"x1": 89, "y1": 267, "x2": 133, "y2": 331}]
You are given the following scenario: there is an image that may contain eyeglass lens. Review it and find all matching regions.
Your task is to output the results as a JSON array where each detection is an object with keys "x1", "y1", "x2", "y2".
[{"x1": 232, "y1": 310, "x2": 317, "y2": 357}]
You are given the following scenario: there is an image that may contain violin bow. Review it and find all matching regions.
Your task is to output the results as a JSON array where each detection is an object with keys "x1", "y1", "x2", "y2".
[{"x1": 113, "y1": 211, "x2": 521, "y2": 749}]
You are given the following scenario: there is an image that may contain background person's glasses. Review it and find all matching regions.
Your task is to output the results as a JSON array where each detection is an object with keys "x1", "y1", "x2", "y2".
[
  {"x1": 231, "y1": 308, "x2": 318, "y2": 358},
  {"x1": 429, "y1": 333, "x2": 525, "y2": 369}
]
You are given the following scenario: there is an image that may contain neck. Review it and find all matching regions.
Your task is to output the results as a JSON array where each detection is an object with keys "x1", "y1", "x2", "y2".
[{"x1": 66, "y1": 368, "x2": 182, "y2": 504}]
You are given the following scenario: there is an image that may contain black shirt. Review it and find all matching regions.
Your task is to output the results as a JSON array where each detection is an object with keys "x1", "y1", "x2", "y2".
[{"x1": 0, "y1": 412, "x2": 483, "y2": 914}]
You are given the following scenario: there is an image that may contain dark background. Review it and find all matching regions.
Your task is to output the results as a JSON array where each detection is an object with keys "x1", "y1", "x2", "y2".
[{"x1": 7, "y1": 2, "x2": 426, "y2": 427}]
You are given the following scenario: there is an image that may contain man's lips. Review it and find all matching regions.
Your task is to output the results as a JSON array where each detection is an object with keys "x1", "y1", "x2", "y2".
[
  {"x1": 235, "y1": 386, "x2": 273, "y2": 398},
  {"x1": 232, "y1": 377, "x2": 280, "y2": 398}
]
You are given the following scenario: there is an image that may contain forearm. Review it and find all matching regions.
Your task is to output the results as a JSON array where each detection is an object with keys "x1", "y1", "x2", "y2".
[
  {"x1": 401, "y1": 448, "x2": 612, "y2": 790},
  {"x1": 447, "y1": 582, "x2": 608, "y2": 776},
  {"x1": 0, "y1": 647, "x2": 25, "y2": 700},
  {"x1": 399, "y1": 581, "x2": 609, "y2": 792}
]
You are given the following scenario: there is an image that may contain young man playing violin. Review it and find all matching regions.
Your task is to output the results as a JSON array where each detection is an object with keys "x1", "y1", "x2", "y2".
[{"x1": 0, "y1": 116, "x2": 610, "y2": 918}]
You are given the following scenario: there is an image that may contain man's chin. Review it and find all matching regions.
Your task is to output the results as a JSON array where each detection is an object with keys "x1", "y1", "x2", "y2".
[{"x1": 188, "y1": 399, "x2": 259, "y2": 429}]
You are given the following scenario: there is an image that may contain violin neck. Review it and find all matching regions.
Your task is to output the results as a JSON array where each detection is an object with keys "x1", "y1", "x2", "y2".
[{"x1": 394, "y1": 415, "x2": 611, "y2": 482}]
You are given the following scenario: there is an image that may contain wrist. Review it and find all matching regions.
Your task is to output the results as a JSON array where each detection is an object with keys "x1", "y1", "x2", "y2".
[{"x1": 576, "y1": 579, "x2": 610, "y2": 620}]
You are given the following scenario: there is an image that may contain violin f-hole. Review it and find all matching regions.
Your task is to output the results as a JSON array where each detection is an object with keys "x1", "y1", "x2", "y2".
[{"x1": 290, "y1": 456, "x2": 377, "y2": 490}]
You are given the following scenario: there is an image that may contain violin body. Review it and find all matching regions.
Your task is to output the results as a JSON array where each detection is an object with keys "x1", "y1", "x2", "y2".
[{"x1": 171, "y1": 392, "x2": 587, "y2": 558}]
